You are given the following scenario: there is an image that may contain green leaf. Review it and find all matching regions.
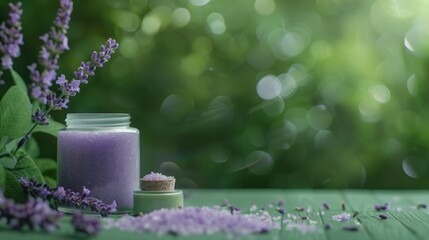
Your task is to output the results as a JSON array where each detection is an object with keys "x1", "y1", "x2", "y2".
[
  {"x1": 0, "y1": 86, "x2": 32, "y2": 138},
  {"x1": 0, "y1": 154, "x2": 17, "y2": 169},
  {"x1": 44, "y1": 176, "x2": 57, "y2": 188},
  {"x1": 25, "y1": 138, "x2": 40, "y2": 159},
  {"x1": 0, "y1": 165, "x2": 26, "y2": 203},
  {"x1": 9, "y1": 152, "x2": 45, "y2": 183},
  {"x1": 34, "y1": 119, "x2": 65, "y2": 137},
  {"x1": 35, "y1": 158, "x2": 57, "y2": 173},
  {"x1": 10, "y1": 69, "x2": 28, "y2": 93},
  {"x1": 35, "y1": 158, "x2": 57, "y2": 179}
]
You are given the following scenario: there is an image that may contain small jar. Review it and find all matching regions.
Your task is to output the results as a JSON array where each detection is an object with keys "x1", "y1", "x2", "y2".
[{"x1": 57, "y1": 113, "x2": 140, "y2": 213}]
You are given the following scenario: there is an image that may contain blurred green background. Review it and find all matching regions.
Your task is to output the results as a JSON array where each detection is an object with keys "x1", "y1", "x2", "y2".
[{"x1": 2, "y1": 0, "x2": 429, "y2": 189}]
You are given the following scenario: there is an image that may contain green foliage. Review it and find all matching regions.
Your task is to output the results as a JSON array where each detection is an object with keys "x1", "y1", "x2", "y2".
[
  {"x1": 0, "y1": 166, "x2": 26, "y2": 202},
  {"x1": 34, "y1": 119, "x2": 65, "y2": 137},
  {"x1": 0, "y1": 86, "x2": 31, "y2": 138},
  {"x1": 35, "y1": 158, "x2": 57, "y2": 181},
  {"x1": 10, "y1": 69, "x2": 28, "y2": 93},
  {"x1": 9, "y1": 152, "x2": 45, "y2": 184}
]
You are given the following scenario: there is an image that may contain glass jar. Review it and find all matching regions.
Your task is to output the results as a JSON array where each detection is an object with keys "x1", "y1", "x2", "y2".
[{"x1": 57, "y1": 113, "x2": 140, "y2": 213}]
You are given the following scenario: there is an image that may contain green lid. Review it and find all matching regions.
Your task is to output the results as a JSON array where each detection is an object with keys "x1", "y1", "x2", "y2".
[{"x1": 133, "y1": 190, "x2": 184, "y2": 214}]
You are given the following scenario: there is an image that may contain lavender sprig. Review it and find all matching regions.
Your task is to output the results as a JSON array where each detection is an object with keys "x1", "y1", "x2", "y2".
[
  {"x1": 0, "y1": 2, "x2": 23, "y2": 84},
  {"x1": 19, "y1": 178, "x2": 117, "y2": 217},
  {"x1": 29, "y1": 0, "x2": 73, "y2": 103},
  {"x1": 72, "y1": 212, "x2": 101, "y2": 235},
  {"x1": 0, "y1": 190, "x2": 63, "y2": 232},
  {"x1": 15, "y1": 38, "x2": 118, "y2": 155}
]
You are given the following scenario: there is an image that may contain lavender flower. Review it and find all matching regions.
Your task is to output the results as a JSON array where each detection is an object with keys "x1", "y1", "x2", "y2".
[
  {"x1": 379, "y1": 214, "x2": 388, "y2": 219},
  {"x1": 29, "y1": 0, "x2": 73, "y2": 103},
  {"x1": 19, "y1": 178, "x2": 117, "y2": 217},
  {"x1": 45, "y1": 38, "x2": 119, "y2": 111},
  {"x1": 374, "y1": 203, "x2": 389, "y2": 211},
  {"x1": 32, "y1": 108, "x2": 50, "y2": 125},
  {"x1": 0, "y1": 2, "x2": 23, "y2": 84},
  {"x1": 104, "y1": 207, "x2": 278, "y2": 236},
  {"x1": 0, "y1": 190, "x2": 63, "y2": 232},
  {"x1": 72, "y1": 212, "x2": 101, "y2": 235}
]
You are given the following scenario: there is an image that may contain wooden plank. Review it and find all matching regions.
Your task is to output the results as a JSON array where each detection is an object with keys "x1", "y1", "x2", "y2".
[{"x1": 344, "y1": 190, "x2": 419, "y2": 240}]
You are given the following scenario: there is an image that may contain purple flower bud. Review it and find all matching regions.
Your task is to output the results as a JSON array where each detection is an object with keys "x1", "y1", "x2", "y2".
[
  {"x1": 379, "y1": 214, "x2": 388, "y2": 219},
  {"x1": 53, "y1": 187, "x2": 66, "y2": 201},
  {"x1": 81, "y1": 186, "x2": 90, "y2": 199},
  {"x1": 17, "y1": 135, "x2": 30, "y2": 149},
  {"x1": 32, "y1": 108, "x2": 50, "y2": 125}
]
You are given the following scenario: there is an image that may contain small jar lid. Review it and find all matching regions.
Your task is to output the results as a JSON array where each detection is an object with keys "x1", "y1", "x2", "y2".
[
  {"x1": 140, "y1": 172, "x2": 176, "y2": 191},
  {"x1": 133, "y1": 190, "x2": 184, "y2": 214}
]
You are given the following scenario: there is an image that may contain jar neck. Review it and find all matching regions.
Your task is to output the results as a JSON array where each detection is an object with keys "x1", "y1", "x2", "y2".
[{"x1": 66, "y1": 113, "x2": 131, "y2": 129}]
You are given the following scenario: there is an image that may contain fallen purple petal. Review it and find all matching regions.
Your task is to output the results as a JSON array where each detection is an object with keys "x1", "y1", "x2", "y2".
[{"x1": 104, "y1": 207, "x2": 278, "y2": 236}]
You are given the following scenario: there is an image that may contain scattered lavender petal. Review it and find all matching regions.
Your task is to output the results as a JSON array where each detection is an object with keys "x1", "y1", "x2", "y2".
[
  {"x1": 379, "y1": 214, "x2": 388, "y2": 220},
  {"x1": 332, "y1": 213, "x2": 351, "y2": 222},
  {"x1": 277, "y1": 200, "x2": 285, "y2": 206},
  {"x1": 324, "y1": 224, "x2": 331, "y2": 230},
  {"x1": 104, "y1": 207, "x2": 278, "y2": 236}
]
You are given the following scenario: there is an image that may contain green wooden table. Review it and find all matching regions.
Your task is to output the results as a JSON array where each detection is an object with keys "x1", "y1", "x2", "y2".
[{"x1": 1, "y1": 189, "x2": 429, "y2": 239}]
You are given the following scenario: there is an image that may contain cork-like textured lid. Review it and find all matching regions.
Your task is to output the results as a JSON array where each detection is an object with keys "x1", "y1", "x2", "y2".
[{"x1": 141, "y1": 172, "x2": 175, "y2": 191}]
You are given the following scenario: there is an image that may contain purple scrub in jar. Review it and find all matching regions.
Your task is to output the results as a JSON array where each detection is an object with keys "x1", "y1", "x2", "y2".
[{"x1": 58, "y1": 113, "x2": 139, "y2": 213}]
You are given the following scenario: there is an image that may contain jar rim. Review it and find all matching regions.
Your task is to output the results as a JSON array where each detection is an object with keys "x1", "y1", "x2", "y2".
[{"x1": 66, "y1": 113, "x2": 131, "y2": 128}]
